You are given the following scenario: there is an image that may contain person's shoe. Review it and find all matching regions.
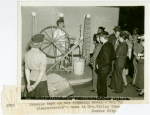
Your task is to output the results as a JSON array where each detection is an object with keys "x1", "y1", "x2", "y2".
[
  {"x1": 136, "y1": 89, "x2": 142, "y2": 92},
  {"x1": 90, "y1": 90, "x2": 97, "y2": 93},
  {"x1": 139, "y1": 92, "x2": 144, "y2": 96}
]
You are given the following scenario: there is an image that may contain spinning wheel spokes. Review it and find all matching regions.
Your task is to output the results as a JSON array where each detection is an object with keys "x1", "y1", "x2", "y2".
[
  {"x1": 41, "y1": 44, "x2": 51, "y2": 51},
  {"x1": 44, "y1": 30, "x2": 52, "y2": 40},
  {"x1": 48, "y1": 45, "x2": 52, "y2": 55},
  {"x1": 40, "y1": 26, "x2": 70, "y2": 58},
  {"x1": 51, "y1": 27, "x2": 54, "y2": 39},
  {"x1": 56, "y1": 43, "x2": 69, "y2": 50},
  {"x1": 43, "y1": 41, "x2": 51, "y2": 44},
  {"x1": 53, "y1": 45, "x2": 56, "y2": 58}
]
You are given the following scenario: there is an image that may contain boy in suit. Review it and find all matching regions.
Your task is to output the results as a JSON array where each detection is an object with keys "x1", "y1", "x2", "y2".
[{"x1": 96, "y1": 32, "x2": 115, "y2": 97}]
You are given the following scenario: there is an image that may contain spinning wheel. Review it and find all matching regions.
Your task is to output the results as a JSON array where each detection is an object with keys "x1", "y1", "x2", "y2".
[
  {"x1": 40, "y1": 26, "x2": 70, "y2": 58},
  {"x1": 39, "y1": 14, "x2": 91, "y2": 73}
]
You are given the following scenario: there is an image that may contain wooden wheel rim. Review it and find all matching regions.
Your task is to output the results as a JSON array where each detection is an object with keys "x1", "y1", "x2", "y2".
[{"x1": 40, "y1": 26, "x2": 70, "y2": 58}]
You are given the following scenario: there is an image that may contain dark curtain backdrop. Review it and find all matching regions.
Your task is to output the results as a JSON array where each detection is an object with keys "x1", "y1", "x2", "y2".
[{"x1": 118, "y1": 6, "x2": 144, "y2": 35}]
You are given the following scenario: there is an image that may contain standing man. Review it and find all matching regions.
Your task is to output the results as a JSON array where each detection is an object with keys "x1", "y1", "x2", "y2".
[
  {"x1": 96, "y1": 32, "x2": 115, "y2": 97},
  {"x1": 108, "y1": 26, "x2": 121, "y2": 47}
]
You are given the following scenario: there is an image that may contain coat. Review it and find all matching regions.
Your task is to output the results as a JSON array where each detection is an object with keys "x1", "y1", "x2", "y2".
[
  {"x1": 108, "y1": 33, "x2": 117, "y2": 47},
  {"x1": 115, "y1": 42, "x2": 128, "y2": 68},
  {"x1": 96, "y1": 41, "x2": 115, "y2": 73}
]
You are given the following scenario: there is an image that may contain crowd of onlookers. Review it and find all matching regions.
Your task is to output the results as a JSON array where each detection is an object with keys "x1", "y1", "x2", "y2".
[{"x1": 90, "y1": 26, "x2": 144, "y2": 97}]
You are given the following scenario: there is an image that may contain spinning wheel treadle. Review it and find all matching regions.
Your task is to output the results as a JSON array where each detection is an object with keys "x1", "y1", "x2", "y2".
[{"x1": 40, "y1": 26, "x2": 70, "y2": 59}]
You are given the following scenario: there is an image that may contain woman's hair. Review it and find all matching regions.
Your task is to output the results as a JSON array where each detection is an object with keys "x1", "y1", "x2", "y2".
[
  {"x1": 30, "y1": 41, "x2": 42, "y2": 48},
  {"x1": 132, "y1": 27, "x2": 139, "y2": 33},
  {"x1": 119, "y1": 31, "x2": 129, "y2": 40},
  {"x1": 56, "y1": 17, "x2": 64, "y2": 26}
]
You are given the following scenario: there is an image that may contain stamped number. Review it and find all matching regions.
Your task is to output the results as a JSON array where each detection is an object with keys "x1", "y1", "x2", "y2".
[{"x1": 6, "y1": 104, "x2": 15, "y2": 107}]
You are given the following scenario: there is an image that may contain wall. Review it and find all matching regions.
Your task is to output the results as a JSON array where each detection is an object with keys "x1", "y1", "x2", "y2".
[{"x1": 22, "y1": 6, "x2": 119, "y2": 64}]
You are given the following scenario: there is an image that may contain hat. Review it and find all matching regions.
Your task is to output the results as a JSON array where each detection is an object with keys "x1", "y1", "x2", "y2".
[
  {"x1": 31, "y1": 34, "x2": 44, "y2": 43},
  {"x1": 98, "y1": 26, "x2": 105, "y2": 30},
  {"x1": 113, "y1": 26, "x2": 121, "y2": 31},
  {"x1": 101, "y1": 31, "x2": 109, "y2": 37},
  {"x1": 138, "y1": 35, "x2": 144, "y2": 40}
]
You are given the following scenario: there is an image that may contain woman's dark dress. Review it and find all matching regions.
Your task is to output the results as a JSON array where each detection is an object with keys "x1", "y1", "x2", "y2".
[
  {"x1": 110, "y1": 42, "x2": 128, "y2": 93},
  {"x1": 135, "y1": 59, "x2": 144, "y2": 89},
  {"x1": 27, "y1": 81, "x2": 49, "y2": 97}
]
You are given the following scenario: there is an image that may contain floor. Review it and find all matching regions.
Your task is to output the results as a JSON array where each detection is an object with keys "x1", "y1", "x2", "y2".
[
  {"x1": 72, "y1": 76, "x2": 144, "y2": 100},
  {"x1": 46, "y1": 64, "x2": 92, "y2": 85},
  {"x1": 46, "y1": 64, "x2": 144, "y2": 100}
]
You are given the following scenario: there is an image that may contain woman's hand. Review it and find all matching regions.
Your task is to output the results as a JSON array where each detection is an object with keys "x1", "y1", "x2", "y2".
[
  {"x1": 126, "y1": 40, "x2": 133, "y2": 49},
  {"x1": 96, "y1": 64, "x2": 99, "y2": 69},
  {"x1": 133, "y1": 51, "x2": 137, "y2": 57},
  {"x1": 27, "y1": 85, "x2": 35, "y2": 92},
  {"x1": 27, "y1": 85, "x2": 30, "y2": 92},
  {"x1": 138, "y1": 53, "x2": 144, "y2": 57},
  {"x1": 136, "y1": 56, "x2": 141, "y2": 60}
]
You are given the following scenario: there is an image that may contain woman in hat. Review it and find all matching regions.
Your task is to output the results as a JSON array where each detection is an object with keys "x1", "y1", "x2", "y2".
[
  {"x1": 131, "y1": 27, "x2": 139, "y2": 44},
  {"x1": 93, "y1": 26, "x2": 105, "y2": 46},
  {"x1": 122, "y1": 31, "x2": 133, "y2": 88},
  {"x1": 110, "y1": 31, "x2": 129, "y2": 93},
  {"x1": 25, "y1": 34, "x2": 49, "y2": 97},
  {"x1": 25, "y1": 34, "x2": 74, "y2": 97},
  {"x1": 132, "y1": 34, "x2": 144, "y2": 85},
  {"x1": 134, "y1": 35, "x2": 144, "y2": 96}
]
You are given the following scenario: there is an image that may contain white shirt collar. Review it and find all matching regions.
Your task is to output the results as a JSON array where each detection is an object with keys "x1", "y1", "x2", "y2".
[{"x1": 31, "y1": 48, "x2": 40, "y2": 51}]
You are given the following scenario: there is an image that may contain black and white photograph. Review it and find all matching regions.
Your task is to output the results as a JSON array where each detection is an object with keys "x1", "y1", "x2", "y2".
[{"x1": 19, "y1": 2, "x2": 147, "y2": 101}]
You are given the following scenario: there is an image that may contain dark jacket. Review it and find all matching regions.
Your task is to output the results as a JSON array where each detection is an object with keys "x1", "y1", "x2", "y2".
[
  {"x1": 95, "y1": 41, "x2": 115, "y2": 73},
  {"x1": 108, "y1": 33, "x2": 117, "y2": 47},
  {"x1": 115, "y1": 42, "x2": 128, "y2": 68}
]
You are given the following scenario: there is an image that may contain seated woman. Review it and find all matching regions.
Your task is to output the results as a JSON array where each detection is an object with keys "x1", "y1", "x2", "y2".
[
  {"x1": 54, "y1": 14, "x2": 75, "y2": 69},
  {"x1": 134, "y1": 35, "x2": 144, "y2": 96},
  {"x1": 25, "y1": 34, "x2": 73, "y2": 97},
  {"x1": 110, "y1": 31, "x2": 128, "y2": 93}
]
